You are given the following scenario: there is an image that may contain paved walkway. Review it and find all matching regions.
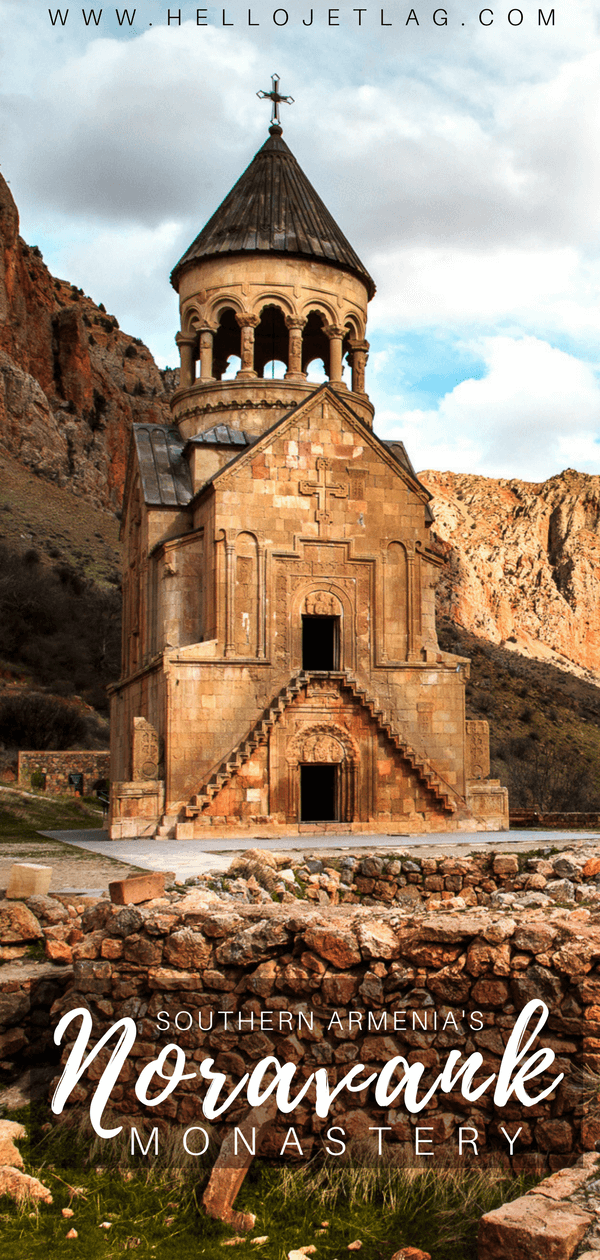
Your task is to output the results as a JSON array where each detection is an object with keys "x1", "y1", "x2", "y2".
[{"x1": 40, "y1": 827, "x2": 600, "y2": 883}]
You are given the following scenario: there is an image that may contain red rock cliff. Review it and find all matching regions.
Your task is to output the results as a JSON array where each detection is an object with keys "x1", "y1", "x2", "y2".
[
  {"x1": 0, "y1": 172, "x2": 173, "y2": 512},
  {"x1": 420, "y1": 468, "x2": 600, "y2": 679}
]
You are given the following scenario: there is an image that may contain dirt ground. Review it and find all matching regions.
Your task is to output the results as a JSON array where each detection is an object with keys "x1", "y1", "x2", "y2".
[{"x1": 0, "y1": 835, "x2": 144, "y2": 893}]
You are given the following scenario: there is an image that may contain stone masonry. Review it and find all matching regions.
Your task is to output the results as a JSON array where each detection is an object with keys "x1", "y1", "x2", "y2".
[
  {"x1": 109, "y1": 120, "x2": 507, "y2": 839},
  {"x1": 4, "y1": 842, "x2": 600, "y2": 1177}
]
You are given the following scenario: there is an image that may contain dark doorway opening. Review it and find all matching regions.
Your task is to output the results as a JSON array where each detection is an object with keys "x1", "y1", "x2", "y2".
[
  {"x1": 302, "y1": 616, "x2": 339, "y2": 670},
  {"x1": 300, "y1": 764, "x2": 338, "y2": 822}
]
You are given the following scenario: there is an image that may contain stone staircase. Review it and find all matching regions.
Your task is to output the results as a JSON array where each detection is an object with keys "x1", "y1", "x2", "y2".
[
  {"x1": 341, "y1": 672, "x2": 459, "y2": 816},
  {"x1": 184, "y1": 672, "x2": 308, "y2": 818},
  {"x1": 184, "y1": 670, "x2": 460, "y2": 820}
]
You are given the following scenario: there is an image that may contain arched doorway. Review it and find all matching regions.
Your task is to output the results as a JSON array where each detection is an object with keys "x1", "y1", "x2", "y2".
[
  {"x1": 301, "y1": 590, "x2": 343, "y2": 671},
  {"x1": 286, "y1": 724, "x2": 359, "y2": 823}
]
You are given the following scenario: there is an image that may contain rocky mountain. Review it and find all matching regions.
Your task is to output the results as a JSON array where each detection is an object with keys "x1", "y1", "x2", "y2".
[
  {"x1": 420, "y1": 468, "x2": 600, "y2": 682},
  {"x1": 0, "y1": 172, "x2": 173, "y2": 513}
]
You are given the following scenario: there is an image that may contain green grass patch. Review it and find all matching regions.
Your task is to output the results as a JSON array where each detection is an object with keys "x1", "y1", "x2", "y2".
[
  {"x1": 0, "y1": 1106, "x2": 539, "y2": 1260},
  {"x1": 0, "y1": 788, "x2": 105, "y2": 844}
]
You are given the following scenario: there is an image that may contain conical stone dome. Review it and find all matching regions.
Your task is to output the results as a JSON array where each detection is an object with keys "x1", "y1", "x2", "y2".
[{"x1": 171, "y1": 125, "x2": 375, "y2": 298}]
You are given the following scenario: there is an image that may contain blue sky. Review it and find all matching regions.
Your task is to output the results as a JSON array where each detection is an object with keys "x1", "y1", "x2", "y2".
[{"x1": 2, "y1": 1, "x2": 600, "y2": 479}]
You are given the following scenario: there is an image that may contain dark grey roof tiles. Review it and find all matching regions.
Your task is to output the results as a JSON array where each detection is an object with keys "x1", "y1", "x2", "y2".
[
  {"x1": 384, "y1": 439, "x2": 417, "y2": 478},
  {"x1": 171, "y1": 126, "x2": 375, "y2": 298},
  {"x1": 188, "y1": 425, "x2": 257, "y2": 447},
  {"x1": 133, "y1": 425, "x2": 193, "y2": 506},
  {"x1": 384, "y1": 440, "x2": 435, "y2": 523}
]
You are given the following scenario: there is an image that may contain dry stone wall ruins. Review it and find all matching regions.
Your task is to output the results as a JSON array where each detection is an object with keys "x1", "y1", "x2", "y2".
[
  {"x1": 3, "y1": 844, "x2": 600, "y2": 1258},
  {"x1": 3, "y1": 845, "x2": 600, "y2": 1178}
]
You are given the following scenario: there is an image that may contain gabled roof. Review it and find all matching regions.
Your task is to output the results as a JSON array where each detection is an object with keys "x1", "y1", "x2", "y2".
[
  {"x1": 171, "y1": 125, "x2": 375, "y2": 299},
  {"x1": 192, "y1": 383, "x2": 434, "y2": 512},
  {"x1": 132, "y1": 425, "x2": 192, "y2": 507}
]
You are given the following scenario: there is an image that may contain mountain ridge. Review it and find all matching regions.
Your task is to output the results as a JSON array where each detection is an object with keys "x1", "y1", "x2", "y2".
[
  {"x1": 0, "y1": 171, "x2": 173, "y2": 513},
  {"x1": 420, "y1": 467, "x2": 600, "y2": 683}
]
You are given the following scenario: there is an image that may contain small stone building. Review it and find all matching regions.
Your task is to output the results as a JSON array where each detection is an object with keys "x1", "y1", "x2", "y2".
[
  {"x1": 18, "y1": 750, "x2": 110, "y2": 796},
  {"x1": 109, "y1": 120, "x2": 508, "y2": 838}
]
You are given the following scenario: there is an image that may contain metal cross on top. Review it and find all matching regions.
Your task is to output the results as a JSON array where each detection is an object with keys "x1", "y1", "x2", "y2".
[
  {"x1": 257, "y1": 73, "x2": 294, "y2": 128},
  {"x1": 300, "y1": 457, "x2": 348, "y2": 534}
]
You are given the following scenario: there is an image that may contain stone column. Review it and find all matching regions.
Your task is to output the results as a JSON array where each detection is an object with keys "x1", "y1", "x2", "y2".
[
  {"x1": 285, "y1": 316, "x2": 307, "y2": 381},
  {"x1": 235, "y1": 314, "x2": 259, "y2": 379},
  {"x1": 325, "y1": 325, "x2": 346, "y2": 387},
  {"x1": 199, "y1": 328, "x2": 215, "y2": 382},
  {"x1": 224, "y1": 540, "x2": 236, "y2": 658},
  {"x1": 257, "y1": 544, "x2": 266, "y2": 660},
  {"x1": 407, "y1": 544, "x2": 416, "y2": 660},
  {"x1": 175, "y1": 332, "x2": 197, "y2": 389},
  {"x1": 348, "y1": 339, "x2": 369, "y2": 395}
]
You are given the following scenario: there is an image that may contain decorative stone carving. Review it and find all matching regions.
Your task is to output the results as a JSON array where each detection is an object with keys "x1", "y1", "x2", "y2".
[
  {"x1": 466, "y1": 719, "x2": 491, "y2": 781},
  {"x1": 299, "y1": 457, "x2": 348, "y2": 534},
  {"x1": 235, "y1": 314, "x2": 260, "y2": 378},
  {"x1": 132, "y1": 717, "x2": 160, "y2": 781},
  {"x1": 285, "y1": 316, "x2": 307, "y2": 380},
  {"x1": 300, "y1": 733, "x2": 344, "y2": 763},
  {"x1": 286, "y1": 723, "x2": 359, "y2": 766},
  {"x1": 304, "y1": 590, "x2": 342, "y2": 617},
  {"x1": 348, "y1": 339, "x2": 369, "y2": 394}
]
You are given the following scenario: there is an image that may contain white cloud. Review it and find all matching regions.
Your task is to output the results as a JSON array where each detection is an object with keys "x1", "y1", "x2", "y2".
[
  {"x1": 379, "y1": 336, "x2": 600, "y2": 480},
  {"x1": 3, "y1": 6, "x2": 600, "y2": 472},
  {"x1": 51, "y1": 220, "x2": 183, "y2": 364},
  {"x1": 369, "y1": 246, "x2": 584, "y2": 331}
]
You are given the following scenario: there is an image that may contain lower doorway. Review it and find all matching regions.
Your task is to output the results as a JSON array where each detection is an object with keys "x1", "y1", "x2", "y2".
[{"x1": 300, "y1": 764, "x2": 338, "y2": 822}]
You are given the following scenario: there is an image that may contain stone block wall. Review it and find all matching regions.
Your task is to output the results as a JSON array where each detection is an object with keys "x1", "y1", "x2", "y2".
[
  {"x1": 42, "y1": 897, "x2": 598, "y2": 1174},
  {"x1": 17, "y1": 751, "x2": 110, "y2": 795}
]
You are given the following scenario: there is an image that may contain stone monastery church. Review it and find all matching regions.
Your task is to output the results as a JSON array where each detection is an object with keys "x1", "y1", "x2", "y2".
[{"x1": 109, "y1": 89, "x2": 508, "y2": 840}]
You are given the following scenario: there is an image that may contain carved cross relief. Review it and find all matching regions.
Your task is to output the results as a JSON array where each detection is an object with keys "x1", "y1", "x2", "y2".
[{"x1": 299, "y1": 457, "x2": 348, "y2": 534}]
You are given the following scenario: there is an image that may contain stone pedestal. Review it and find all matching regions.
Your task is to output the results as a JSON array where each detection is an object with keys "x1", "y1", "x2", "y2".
[
  {"x1": 466, "y1": 780, "x2": 509, "y2": 831},
  {"x1": 109, "y1": 780, "x2": 165, "y2": 839}
]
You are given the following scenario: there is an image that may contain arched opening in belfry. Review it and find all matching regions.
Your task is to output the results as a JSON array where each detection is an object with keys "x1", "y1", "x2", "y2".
[
  {"x1": 255, "y1": 305, "x2": 288, "y2": 378},
  {"x1": 342, "y1": 323, "x2": 354, "y2": 388},
  {"x1": 212, "y1": 308, "x2": 241, "y2": 380},
  {"x1": 221, "y1": 355, "x2": 242, "y2": 380},
  {"x1": 262, "y1": 358, "x2": 287, "y2": 379},
  {"x1": 302, "y1": 310, "x2": 330, "y2": 381}
]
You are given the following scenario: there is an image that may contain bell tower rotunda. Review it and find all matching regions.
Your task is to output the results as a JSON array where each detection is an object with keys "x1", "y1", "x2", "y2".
[{"x1": 170, "y1": 79, "x2": 375, "y2": 449}]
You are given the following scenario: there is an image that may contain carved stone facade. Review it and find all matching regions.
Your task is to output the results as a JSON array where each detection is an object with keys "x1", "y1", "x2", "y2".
[{"x1": 109, "y1": 123, "x2": 508, "y2": 838}]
